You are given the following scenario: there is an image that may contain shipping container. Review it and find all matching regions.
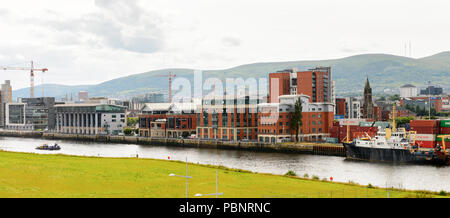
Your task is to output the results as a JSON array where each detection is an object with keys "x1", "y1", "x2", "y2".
[
  {"x1": 439, "y1": 127, "x2": 450, "y2": 134},
  {"x1": 325, "y1": 137, "x2": 339, "y2": 143},
  {"x1": 414, "y1": 134, "x2": 436, "y2": 141},
  {"x1": 409, "y1": 126, "x2": 439, "y2": 134},
  {"x1": 440, "y1": 120, "x2": 450, "y2": 128},
  {"x1": 339, "y1": 119, "x2": 365, "y2": 126},
  {"x1": 410, "y1": 120, "x2": 439, "y2": 128},
  {"x1": 415, "y1": 140, "x2": 436, "y2": 148}
]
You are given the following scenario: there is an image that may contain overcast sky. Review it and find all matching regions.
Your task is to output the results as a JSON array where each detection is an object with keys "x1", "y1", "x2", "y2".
[{"x1": 0, "y1": 0, "x2": 449, "y2": 89}]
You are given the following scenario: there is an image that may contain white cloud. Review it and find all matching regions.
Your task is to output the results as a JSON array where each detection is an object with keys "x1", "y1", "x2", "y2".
[{"x1": 0, "y1": 0, "x2": 449, "y2": 89}]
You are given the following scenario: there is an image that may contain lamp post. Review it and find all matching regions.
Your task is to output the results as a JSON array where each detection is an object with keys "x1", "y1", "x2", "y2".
[
  {"x1": 194, "y1": 170, "x2": 223, "y2": 198},
  {"x1": 428, "y1": 81, "x2": 433, "y2": 119},
  {"x1": 169, "y1": 157, "x2": 191, "y2": 198}
]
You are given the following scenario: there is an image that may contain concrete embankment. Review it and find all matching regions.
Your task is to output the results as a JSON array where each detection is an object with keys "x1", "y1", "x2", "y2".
[{"x1": 0, "y1": 130, "x2": 346, "y2": 156}]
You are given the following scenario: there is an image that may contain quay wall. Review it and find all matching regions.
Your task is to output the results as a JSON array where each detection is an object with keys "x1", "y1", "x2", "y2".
[{"x1": 0, "y1": 130, "x2": 346, "y2": 157}]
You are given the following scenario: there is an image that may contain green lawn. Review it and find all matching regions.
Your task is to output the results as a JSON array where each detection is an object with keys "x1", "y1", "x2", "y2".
[{"x1": 0, "y1": 151, "x2": 447, "y2": 198}]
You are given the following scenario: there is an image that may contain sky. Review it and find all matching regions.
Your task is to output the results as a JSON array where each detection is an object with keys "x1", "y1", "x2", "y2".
[{"x1": 0, "y1": 0, "x2": 449, "y2": 89}]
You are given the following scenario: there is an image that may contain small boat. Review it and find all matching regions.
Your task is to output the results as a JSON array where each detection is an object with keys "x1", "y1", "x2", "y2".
[{"x1": 36, "y1": 143, "x2": 61, "y2": 151}]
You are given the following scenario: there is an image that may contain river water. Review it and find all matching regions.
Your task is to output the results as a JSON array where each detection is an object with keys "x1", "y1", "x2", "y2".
[{"x1": 1, "y1": 136, "x2": 449, "y2": 192}]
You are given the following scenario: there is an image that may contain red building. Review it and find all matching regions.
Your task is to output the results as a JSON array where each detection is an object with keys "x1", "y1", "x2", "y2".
[
  {"x1": 138, "y1": 103, "x2": 197, "y2": 138},
  {"x1": 257, "y1": 95, "x2": 334, "y2": 143},
  {"x1": 335, "y1": 98, "x2": 346, "y2": 117},
  {"x1": 269, "y1": 70, "x2": 292, "y2": 103},
  {"x1": 196, "y1": 95, "x2": 261, "y2": 141},
  {"x1": 269, "y1": 67, "x2": 332, "y2": 104}
]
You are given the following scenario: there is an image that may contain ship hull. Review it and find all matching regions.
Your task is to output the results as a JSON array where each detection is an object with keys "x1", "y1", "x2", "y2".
[{"x1": 343, "y1": 143, "x2": 430, "y2": 163}]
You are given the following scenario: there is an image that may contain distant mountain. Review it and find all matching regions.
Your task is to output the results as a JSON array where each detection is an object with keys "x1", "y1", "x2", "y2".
[{"x1": 12, "y1": 52, "x2": 450, "y2": 100}]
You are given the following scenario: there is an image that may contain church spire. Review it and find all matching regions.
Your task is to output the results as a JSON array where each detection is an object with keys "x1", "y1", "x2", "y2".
[{"x1": 365, "y1": 77, "x2": 371, "y2": 90}]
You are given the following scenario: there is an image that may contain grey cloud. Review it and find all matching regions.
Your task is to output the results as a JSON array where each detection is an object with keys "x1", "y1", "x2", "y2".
[
  {"x1": 40, "y1": 1, "x2": 164, "y2": 54},
  {"x1": 222, "y1": 37, "x2": 241, "y2": 47}
]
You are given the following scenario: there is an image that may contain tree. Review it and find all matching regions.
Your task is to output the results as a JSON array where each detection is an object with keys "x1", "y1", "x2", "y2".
[
  {"x1": 127, "y1": 117, "x2": 139, "y2": 127},
  {"x1": 123, "y1": 128, "x2": 133, "y2": 136},
  {"x1": 289, "y1": 97, "x2": 303, "y2": 142}
]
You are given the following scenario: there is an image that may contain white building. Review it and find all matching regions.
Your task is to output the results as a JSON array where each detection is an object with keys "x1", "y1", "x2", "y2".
[
  {"x1": 399, "y1": 84, "x2": 418, "y2": 98},
  {"x1": 344, "y1": 97, "x2": 361, "y2": 119},
  {"x1": 55, "y1": 103, "x2": 126, "y2": 135}
]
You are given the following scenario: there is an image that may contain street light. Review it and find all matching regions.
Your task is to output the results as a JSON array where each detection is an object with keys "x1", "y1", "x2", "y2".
[
  {"x1": 194, "y1": 170, "x2": 223, "y2": 198},
  {"x1": 169, "y1": 157, "x2": 191, "y2": 198}
]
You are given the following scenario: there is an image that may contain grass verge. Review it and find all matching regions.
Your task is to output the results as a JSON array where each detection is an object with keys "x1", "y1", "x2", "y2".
[{"x1": 0, "y1": 151, "x2": 446, "y2": 198}]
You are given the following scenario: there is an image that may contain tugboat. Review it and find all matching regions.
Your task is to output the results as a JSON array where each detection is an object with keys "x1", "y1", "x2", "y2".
[
  {"x1": 36, "y1": 143, "x2": 61, "y2": 151},
  {"x1": 343, "y1": 106, "x2": 449, "y2": 164}
]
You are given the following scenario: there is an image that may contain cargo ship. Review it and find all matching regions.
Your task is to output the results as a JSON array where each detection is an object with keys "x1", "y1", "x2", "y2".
[{"x1": 343, "y1": 106, "x2": 449, "y2": 165}]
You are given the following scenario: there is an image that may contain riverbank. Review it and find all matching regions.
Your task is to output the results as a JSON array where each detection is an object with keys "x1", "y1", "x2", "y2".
[
  {"x1": 0, "y1": 130, "x2": 346, "y2": 156},
  {"x1": 0, "y1": 150, "x2": 447, "y2": 198}
]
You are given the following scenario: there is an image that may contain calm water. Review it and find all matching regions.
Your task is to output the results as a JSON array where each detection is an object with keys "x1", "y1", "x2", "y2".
[{"x1": 0, "y1": 136, "x2": 449, "y2": 192}]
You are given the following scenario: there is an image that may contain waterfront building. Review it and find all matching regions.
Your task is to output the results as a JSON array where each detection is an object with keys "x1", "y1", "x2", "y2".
[
  {"x1": 4, "y1": 103, "x2": 33, "y2": 130},
  {"x1": 0, "y1": 80, "x2": 12, "y2": 127},
  {"x1": 55, "y1": 103, "x2": 126, "y2": 135},
  {"x1": 269, "y1": 67, "x2": 333, "y2": 104},
  {"x1": 19, "y1": 97, "x2": 56, "y2": 130},
  {"x1": 197, "y1": 95, "x2": 261, "y2": 141},
  {"x1": 138, "y1": 102, "x2": 197, "y2": 138},
  {"x1": 257, "y1": 95, "x2": 334, "y2": 143}
]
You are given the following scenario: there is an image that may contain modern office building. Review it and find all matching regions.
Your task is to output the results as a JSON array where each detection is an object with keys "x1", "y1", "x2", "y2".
[
  {"x1": 55, "y1": 104, "x2": 126, "y2": 135},
  {"x1": 420, "y1": 85, "x2": 443, "y2": 96},
  {"x1": 4, "y1": 103, "x2": 33, "y2": 130},
  {"x1": 19, "y1": 97, "x2": 56, "y2": 130}
]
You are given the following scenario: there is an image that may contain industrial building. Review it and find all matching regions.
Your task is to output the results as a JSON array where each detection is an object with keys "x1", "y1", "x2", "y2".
[{"x1": 55, "y1": 104, "x2": 126, "y2": 135}]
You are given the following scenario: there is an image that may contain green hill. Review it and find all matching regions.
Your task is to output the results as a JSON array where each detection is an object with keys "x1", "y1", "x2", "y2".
[{"x1": 12, "y1": 52, "x2": 450, "y2": 100}]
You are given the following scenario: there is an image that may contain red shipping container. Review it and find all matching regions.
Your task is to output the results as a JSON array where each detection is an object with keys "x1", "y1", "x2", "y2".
[
  {"x1": 410, "y1": 126, "x2": 439, "y2": 134},
  {"x1": 439, "y1": 127, "x2": 450, "y2": 134},
  {"x1": 410, "y1": 120, "x2": 439, "y2": 128},
  {"x1": 415, "y1": 140, "x2": 436, "y2": 148}
]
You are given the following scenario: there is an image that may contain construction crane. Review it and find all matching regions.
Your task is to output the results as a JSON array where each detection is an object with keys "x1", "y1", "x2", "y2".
[
  {"x1": 0, "y1": 61, "x2": 48, "y2": 98},
  {"x1": 156, "y1": 72, "x2": 176, "y2": 103}
]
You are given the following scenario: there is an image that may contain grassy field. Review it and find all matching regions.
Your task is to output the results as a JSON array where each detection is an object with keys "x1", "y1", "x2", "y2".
[{"x1": 0, "y1": 151, "x2": 447, "y2": 198}]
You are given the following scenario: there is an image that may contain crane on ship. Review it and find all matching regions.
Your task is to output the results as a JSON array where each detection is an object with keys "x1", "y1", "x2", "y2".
[{"x1": 0, "y1": 61, "x2": 48, "y2": 98}]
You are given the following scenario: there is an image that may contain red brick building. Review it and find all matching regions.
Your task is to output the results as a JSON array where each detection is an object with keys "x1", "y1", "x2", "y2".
[
  {"x1": 269, "y1": 67, "x2": 332, "y2": 104},
  {"x1": 196, "y1": 95, "x2": 261, "y2": 141},
  {"x1": 138, "y1": 103, "x2": 197, "y2": 138},
  {"x1": 257, "y1": 95, "x2": 334, "y2": 143},
  {"x1": 335, "y1": 98, "x2": 346, "y2": 117}
]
